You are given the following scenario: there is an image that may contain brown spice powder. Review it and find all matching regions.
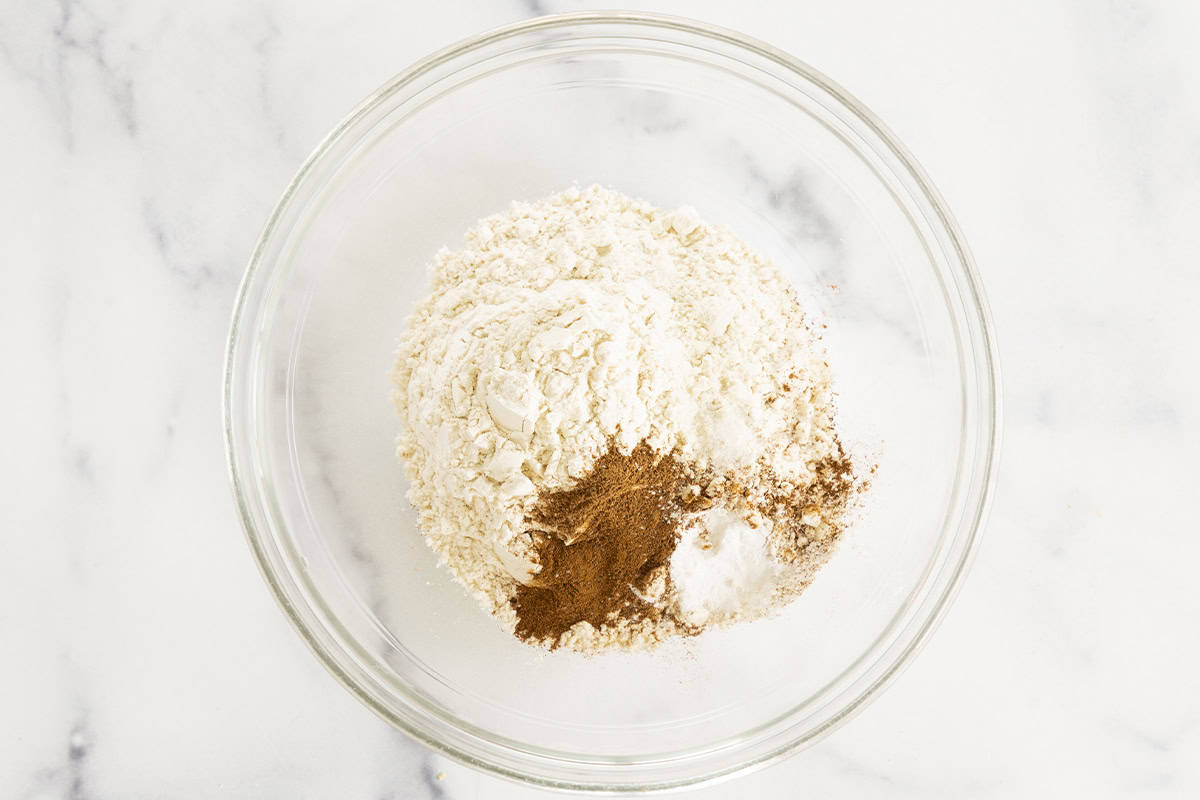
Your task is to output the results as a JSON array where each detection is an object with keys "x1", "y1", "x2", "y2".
[
  {"x1": 511, "y1": 443, "x2": 700, "y2": 647},
  {"x1": 765, "y1": 440, "x2": 862, "y2": 562}
]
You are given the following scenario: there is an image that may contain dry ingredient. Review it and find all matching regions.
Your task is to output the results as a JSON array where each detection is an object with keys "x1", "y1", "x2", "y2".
[
  {"x1": 670, "y1": 507, "x2": 781, "y2": 628},
  {"x1": 392, "y1": 185, "x2": 862, "y2": 652},
  {"x1": 512, "y1": 443, "x2": 701, "y2": 646}
]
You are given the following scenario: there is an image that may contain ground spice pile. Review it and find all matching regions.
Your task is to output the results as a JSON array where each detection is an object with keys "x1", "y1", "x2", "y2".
[{"x1": 511, "y1": 444, "x2": 704, "y2": 646}]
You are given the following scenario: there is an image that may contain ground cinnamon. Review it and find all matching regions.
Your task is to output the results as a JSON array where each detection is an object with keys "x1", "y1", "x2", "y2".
[{"x1": 511, "y1": 443, "x2": 699, "y2": 646}]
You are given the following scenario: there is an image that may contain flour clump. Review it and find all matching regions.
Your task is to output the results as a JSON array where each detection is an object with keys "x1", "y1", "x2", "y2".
[{"x1": 392, "y1": 185, "x2": 862, "y2": 652}]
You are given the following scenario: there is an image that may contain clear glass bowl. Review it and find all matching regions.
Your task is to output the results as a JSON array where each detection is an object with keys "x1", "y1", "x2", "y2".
[{"x1": 224, "y1": 12, "x2": 1000, "y2": 792}]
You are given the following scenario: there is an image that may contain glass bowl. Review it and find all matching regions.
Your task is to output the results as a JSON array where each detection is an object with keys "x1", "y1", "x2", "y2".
[{"x1": 224, "y1": 12, "x2": 1000, "y2": 792}]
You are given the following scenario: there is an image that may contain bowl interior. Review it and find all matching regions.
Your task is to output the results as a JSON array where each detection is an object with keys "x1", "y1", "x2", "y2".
[{"x1": 230, "y1": 16, "x2": 994, "y2": 788}]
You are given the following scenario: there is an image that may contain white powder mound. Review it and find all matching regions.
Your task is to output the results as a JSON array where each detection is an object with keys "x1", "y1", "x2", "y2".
[
  {"x1": 392, "y1": 185, "x2": 838, "y2": 622},
  {"x1": 670, "y1": 508, "x2": 782, "y2": 627}
]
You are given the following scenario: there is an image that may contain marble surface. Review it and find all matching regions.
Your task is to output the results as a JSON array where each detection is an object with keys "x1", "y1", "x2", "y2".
[{"x1": 3, "y1": 0, "x2": 1199, "y2": 797}]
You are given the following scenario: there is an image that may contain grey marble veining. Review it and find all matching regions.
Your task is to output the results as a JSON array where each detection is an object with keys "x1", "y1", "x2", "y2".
[{"x1": 2, "y1": 0, "x2": 1199, "y2": 798}]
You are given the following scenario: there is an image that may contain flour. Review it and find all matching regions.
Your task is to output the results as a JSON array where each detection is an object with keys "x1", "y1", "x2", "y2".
[{"x1": 392, "y1": 185, "x2": 847, "y2": 645}]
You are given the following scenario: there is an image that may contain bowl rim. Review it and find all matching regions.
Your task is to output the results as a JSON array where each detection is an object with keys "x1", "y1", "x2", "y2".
[{"x1": 223, "y1": 10, "x2": 1002, "y2": 792}]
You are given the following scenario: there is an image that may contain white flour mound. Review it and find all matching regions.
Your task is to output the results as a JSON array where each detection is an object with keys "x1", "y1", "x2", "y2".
[{"x1": 392, "y1": 185, "x2": 838, "y2": 625}]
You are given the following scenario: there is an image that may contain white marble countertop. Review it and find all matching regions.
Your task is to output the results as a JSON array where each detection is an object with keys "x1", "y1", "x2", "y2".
[{"x1": 4, "y1": 0, "x2": 1199, "y2": 797}]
